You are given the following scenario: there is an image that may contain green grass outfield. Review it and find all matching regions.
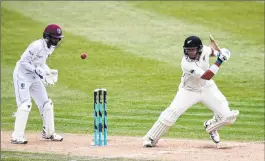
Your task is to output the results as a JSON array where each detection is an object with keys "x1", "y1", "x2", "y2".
[
  {"x1": 1, "y1": 151, "x2": 140, "y2": 161},
  {"x1": 1, "y1": 1, "x2": 264, "y2": 161}
]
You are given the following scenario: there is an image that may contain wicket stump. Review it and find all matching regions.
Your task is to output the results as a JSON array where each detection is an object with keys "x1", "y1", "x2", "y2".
[{"x1": 93, "y1": 88, "x2": 108, "y2": 146}]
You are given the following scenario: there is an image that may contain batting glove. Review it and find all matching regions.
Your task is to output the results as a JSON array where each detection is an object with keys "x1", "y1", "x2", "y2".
[{"x1": 218, "y1": 48, "x2": 231, "y2": 62}]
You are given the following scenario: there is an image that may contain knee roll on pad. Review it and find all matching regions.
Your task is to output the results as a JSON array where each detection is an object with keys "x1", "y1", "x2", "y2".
[
  {"x1": 19, "y1": 101, "x2": 32, "y2": 112},
  {"x1": 43, "y1": 99, "x2": 55, "y2": 137},
  {"x1": 216, "y1": 110, "x2": 239, "y2": 124},
  {"x1": 158, "y1": 108, "x2": 180, "y2": 127},
  {"x1": 206, "y1": 110, "x2": 239, "y2": 133},
  {"x1": 226, "y1": 110, "x2": 240, "y2": 124},
  {"x1": 13, "y1": 101, "x2": 32, "y2": 138},
  {"x1": 43, "y1": 99, "x2": 53, "y2": 111}
]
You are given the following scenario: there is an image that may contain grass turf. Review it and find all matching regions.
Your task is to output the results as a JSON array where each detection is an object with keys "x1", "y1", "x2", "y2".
[{"x1": 1, "y1": 1, "x2": 264, "y2": 160}]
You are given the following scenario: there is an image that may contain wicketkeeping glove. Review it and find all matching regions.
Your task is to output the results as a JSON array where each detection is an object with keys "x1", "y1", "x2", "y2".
[{"x1": 42, "y1": 69, "x2": 58, "y2": 86}]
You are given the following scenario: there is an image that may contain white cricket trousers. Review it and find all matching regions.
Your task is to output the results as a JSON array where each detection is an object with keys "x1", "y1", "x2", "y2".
[
  {"x1": 12, "y1": 65, "x2": 50, "y2": 139},
  {"x1": 13, "y1": 66, "x2": 49, "y2": 110},
  {"x1": 160, "y1": 82, "x2": 232, "y2": 126}
]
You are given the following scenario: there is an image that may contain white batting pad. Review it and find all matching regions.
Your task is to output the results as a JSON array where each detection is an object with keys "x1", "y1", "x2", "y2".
[
  {"x1": 12, "y1": 101, "x2": 32, "y2": 139},
  {"x1": 43, "y1": 99, "x2": 55, "y2": 137},
  {"x1": 144, "y1": 120, "x2": 170, "y2": 146},
  {"x1": 206, "y1": 110, "x2": 239, "y2": 133},
  {"x1": 158, "y1": 107, "x2": 183, "y2": 126}
]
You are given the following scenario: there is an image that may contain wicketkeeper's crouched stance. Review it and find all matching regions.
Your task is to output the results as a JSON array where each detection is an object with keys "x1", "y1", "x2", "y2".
[
  {"x1": 143, "y1": 36, "x2": 239, "y2": 147},
  {"x1": 11, "y1": 24, "x2": 64, "y2": 144}
]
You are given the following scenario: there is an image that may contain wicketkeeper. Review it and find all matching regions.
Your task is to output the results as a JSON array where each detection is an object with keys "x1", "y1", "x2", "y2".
[{"x1": 11, "y1": 24, "x2": 64, "y2": 144}]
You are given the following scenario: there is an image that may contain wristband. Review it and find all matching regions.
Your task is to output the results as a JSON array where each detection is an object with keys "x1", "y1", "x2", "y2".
[
  {"x1": 209, "y1": 64, "x2": 219, "y2": 74},
  {"x1": 216, "y1": 58, "x2": 223, "y2": 65}
]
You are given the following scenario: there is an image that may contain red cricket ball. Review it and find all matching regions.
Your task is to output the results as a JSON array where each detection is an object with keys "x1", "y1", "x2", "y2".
[{"x1": 81, "y1": 53, "x2": 87, "y2": 59}]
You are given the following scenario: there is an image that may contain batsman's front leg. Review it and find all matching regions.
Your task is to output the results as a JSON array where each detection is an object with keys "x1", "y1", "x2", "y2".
[{"x1": 143, "y1": 89, "x2": 199, "y2": 147}]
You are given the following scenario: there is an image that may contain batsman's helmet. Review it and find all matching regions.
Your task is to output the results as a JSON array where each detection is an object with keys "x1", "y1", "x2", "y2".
[{"x1": 183, "y1": 36, "x2": 203, "y2": 56}]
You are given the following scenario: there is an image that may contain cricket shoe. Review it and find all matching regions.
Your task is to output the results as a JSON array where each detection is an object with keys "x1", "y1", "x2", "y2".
[
  {"x1": 11, "y1": 137, "x2": 28, "y2": 144},
  {"x1": 42, "y1": 130, "x2": 63, "y2": 141},
  {"x1": 143, "y1": 137, "x2": 156, "y2": 147},
  {"x1": 204, "y1": 121, "x2": 220, "y2": 144}
]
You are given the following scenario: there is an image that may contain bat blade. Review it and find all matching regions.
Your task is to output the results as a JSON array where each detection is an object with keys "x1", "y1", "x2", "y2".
[
  {"x1": 209, "y1": 34, "x2": 221, "y2": 51},
  {"x1": 209, "y1": 34, "x2": 215, "y2": 41}
]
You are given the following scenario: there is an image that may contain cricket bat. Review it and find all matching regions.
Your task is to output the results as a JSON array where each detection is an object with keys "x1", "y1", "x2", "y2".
[{"x1": 209, "y1": 34, "x2": 221, "y2": 52}]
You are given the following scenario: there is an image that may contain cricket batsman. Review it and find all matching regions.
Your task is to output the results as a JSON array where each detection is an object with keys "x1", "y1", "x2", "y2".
[
  {"x1": 143, "y1": 35, "x2": 239, "y2": 147},
  {"x1": 11, "y1": 24, "x2": 64, "y2": 144}
]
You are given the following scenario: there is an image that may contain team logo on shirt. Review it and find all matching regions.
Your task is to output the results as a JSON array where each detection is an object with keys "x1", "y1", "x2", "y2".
[
  {"x1": 57, "y1": 28, "x2": 61, "y2": 34},
  {"x1": 190, "y1": 70, "x2": 195, "y2": 74},
  {"x1": 20, "y1": 83, "x2": 25, "y2": 89}
]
